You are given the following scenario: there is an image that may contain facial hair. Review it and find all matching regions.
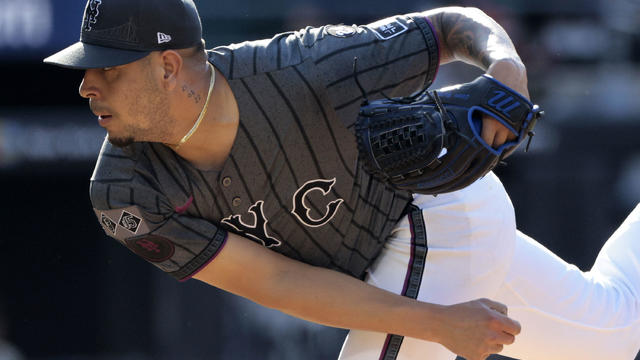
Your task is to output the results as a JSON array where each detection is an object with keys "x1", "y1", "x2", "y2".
[
  {"x1": 107, "y1": 134, "x2": 135, "y2": 148},
  {"x1": 123, "y1": 65, "x2": 175, "y2": 144}
]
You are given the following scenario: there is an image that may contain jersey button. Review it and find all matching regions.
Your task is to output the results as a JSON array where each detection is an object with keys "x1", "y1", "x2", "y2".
[
  {"x1": 222, "y1": 177, "x2": 232, "y2": 187},
  {"x1": 232, "y1": 197, "x2": 242, "y2": 207}
]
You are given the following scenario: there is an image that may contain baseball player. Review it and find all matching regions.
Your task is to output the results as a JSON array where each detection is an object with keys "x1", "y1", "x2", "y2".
[{"x1": 43, "y1": 0, "x2": 640, "y2": 359}]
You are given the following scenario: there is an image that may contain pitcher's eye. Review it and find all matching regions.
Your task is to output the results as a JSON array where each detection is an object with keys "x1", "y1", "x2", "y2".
[{"x1": 103, "y1": 67, "x2": 113, "y2": 71}]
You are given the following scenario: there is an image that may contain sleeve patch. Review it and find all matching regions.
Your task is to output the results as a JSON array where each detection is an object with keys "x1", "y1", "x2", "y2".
[
  {"x1": 100, "y1": 213, "x2": 117, "y2": 235},
  {"x1": 325, "y1": 24, "x2": 357, "y2": 38},
  {"x1": 367, "y1": 18, "x2": 408, "y2": 40},
  {"x1": 125, "y1": 235, "x2": 175, "y2": 263},
  {"x1": 118, "y1": 210, "x2": 142, "y2": 234},
  {"x1": 95, "y1": 206, "x2": 151, "y2": 242}
]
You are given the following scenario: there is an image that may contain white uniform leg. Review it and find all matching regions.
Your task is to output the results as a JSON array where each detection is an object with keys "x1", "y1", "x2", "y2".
[
  {"x1": 339, "y1": 172, "x2": 517, "y2": 360},
  {"x1": 495, "y1": 205, "x2": 640, "y2": 360},
  {"x1": 340, "y1": 173, "x2": 640, "y2": 360}
]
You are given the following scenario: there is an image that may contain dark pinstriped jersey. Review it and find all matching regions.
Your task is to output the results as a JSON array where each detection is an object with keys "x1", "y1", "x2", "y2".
[{"x1": 90, "y1": 13, "x2": 439, "y2": 280}]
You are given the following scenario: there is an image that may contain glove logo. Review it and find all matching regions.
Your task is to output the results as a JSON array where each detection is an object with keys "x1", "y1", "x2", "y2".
[
  {"x1": 222, "y1": 201, "x2": 282, "y2": 248},
  {"x1": 83, "y1": 0, "x2": 102, "y2": 32},
  {"x1": 487, "y1": 91, "x2": 520, "y2": 116},
  {"x1": 291, "y1": 178, "x2": 344, "y2": 228}
]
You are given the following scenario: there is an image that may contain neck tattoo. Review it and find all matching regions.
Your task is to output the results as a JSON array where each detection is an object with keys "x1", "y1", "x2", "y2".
[{"x1": 172, "y1": 62, "x2": 216, "y2": 150}]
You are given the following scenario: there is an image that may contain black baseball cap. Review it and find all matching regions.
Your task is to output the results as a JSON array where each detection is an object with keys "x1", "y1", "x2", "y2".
[{"x1": 44, "y1": 0, "x2": 203, "y2": 69}]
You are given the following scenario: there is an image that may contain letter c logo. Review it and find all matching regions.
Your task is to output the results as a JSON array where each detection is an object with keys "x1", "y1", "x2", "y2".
[{"x1": 291, "y1": 178, "x2": 344, "y2": 228}]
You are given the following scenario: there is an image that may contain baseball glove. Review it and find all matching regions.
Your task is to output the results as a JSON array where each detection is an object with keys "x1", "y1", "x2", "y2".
[{"x1": 355, "y1": 74, "x2": 543, "y2": 195}]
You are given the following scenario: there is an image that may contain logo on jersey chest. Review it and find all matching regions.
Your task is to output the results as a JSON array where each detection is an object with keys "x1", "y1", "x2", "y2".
[
  {"x1": 222, "y1": 178, "x2": 344, "y2": 248},
  {"x1": 291, "y1": 178, "x2": 344, "y2": 227},
  {"x1": 222, "y1": 201, "x2": 281, "y2": 248}
]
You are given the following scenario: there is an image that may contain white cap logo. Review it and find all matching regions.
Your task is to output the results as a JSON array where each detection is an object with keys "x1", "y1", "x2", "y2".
[{"x1": 157, "y1": 32, "x2": 172, "y2": 44}]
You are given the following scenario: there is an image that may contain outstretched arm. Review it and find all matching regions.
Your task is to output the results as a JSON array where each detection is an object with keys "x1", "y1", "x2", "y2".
[
  {"x1": 425, "y1": 7, "x2": 529, "y2": 147},
  {"x1": 194, "y1": 232, "x2": 520, "y2": 360}
]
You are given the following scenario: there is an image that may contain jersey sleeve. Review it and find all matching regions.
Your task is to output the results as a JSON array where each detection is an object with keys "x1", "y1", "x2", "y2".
[
  {"x1": 297, "y1": 13, "x2": 440, "y2": 124},
  {"x1": 90, "y1": 139, "x2": 227, "y2": 281}
]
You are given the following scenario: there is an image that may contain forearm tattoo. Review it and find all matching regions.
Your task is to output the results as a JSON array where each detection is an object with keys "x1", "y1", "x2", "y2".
[{"x1": 438, "y1": 9, "x2": 520, "y2": 70}]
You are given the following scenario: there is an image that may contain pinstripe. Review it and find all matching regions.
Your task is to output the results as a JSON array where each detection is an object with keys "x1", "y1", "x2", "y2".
[
  {"x1": 154, "y1": 194, "x2": 161, "y2": 214},
  {"x1": 238, "y1": 79, "x2": 301, "y2": 185},
  {"x1": 170, "y1": 216, "x2": 213, "y2": 240},
  {"x1": 167, "y1": 236, "x2": 198, "y2": 256},
  {"x1": 140, "y1": 148, "x2": 161, "y2": 180},
  {"x1": 336, "y1": 70, "x2": 429, "y2": 112},
  {"x1": 291, "y1": 65, "x2": 355, "y2": 179},
  {"x1": 146, "y1": 144, "x2": 190, "y2": 198},
  {"x1": 266, "y1": 72, "x2": 326, "y2": 178},
  {"x1": 276, "y1": 36, "x2": 282, "y2": 70},
  {"x1": 169, "y1": 259, "x2": 180, "y2": 267},
  {"x1": 168, "y1": 150, "x2": 205, "y2": 218},
  {"x1": 194, "y1": 169, "x2": 230, "y2": 214},
  {"x1": 252, "y1": 45, "x2": 258, "y2": 76},
  {"x1": 228, "y1": 48, "x2": 235, "y2": 79},
  {"x1": 326, "y1": 48, "x2": 429, "y2": 89},
  {"x1": 106, "y1": 184, "x2": 112, "y2": 209}
]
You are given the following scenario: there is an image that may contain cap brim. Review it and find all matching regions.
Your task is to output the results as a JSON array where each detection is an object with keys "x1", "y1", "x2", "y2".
[{"x1": 43, "y1": 42, "x2": 151, "y2": 70}]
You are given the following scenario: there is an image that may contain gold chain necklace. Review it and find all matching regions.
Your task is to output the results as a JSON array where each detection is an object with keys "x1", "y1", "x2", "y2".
[{"x1": 173, "y1": 62, "x2": 216, "y2": 150}]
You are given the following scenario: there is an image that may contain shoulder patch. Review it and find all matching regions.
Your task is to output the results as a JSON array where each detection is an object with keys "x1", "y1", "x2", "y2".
[
  {"x1": 119, "y1": 210, "x2": 142, "y2": 234},
  {"x1": 367, "y1": 18, "x2": 408, "y2": 40},
  {"x1": 100, "y1": 213, "x2": 117, "y2": 235},
  {"x1": 326, "y1": 24, "x2": 357, "y2": 38},
  {"x1": 125, "y1": 235, "x2": 175, "y2": 263},
  {"x1": 95, "y1": 206, "x2": 151, "y2": 242}
]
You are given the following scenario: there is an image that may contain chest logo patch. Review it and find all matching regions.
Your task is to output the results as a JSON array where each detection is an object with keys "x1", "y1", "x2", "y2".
[
  {"x1": 222, "y1": 200, "x2": 282, "y2": 248},
  {"x1": 326, "y1": 24, "x2": 357, "y2": 38},
  {"x1": 291, "y1": 178, "x2": 344, "y2": 228},
  {"x1": 367, "y1": 18, "x2": 408, "y2": 40}
]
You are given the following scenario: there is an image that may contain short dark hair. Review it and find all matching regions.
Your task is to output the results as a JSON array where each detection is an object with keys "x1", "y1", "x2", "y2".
[{"x1": 182, "y1": 39, "x2": 206, "y2": 62}]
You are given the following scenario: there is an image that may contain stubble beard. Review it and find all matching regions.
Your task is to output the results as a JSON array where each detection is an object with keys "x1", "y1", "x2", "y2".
[
  {"x1": 109, "y1": 68, "x2": 176, "y2": 148},
  {"x1": 107, "y1": 134, "x2": 135, "y2": 148}
]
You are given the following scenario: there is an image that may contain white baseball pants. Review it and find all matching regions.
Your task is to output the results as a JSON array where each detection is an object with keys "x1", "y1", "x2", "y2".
[{"x1": 339, "y1": 172, "x2": 640, "y2": 360}]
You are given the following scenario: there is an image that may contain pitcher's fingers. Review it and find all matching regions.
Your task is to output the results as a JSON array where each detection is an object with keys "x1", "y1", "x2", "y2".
[
  {"x1": 481, "y1": 115, "x2": 497, "y2": 145},
  {"x1": 492, "y1": 129, "x2": 508, "y2": 148},
  {"x1": 495, "y1": 331, "x2": 516, "y2": 345},
  {"x1": 499, "y1": 314, "x2": 522, "y2": 335},
  {"x1": 480, "y1": 298, "x2": 508, "y2": 315}
]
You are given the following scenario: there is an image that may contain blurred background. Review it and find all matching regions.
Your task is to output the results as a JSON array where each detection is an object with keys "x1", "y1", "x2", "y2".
[{"x1": 0, "y1": 0, "x2": 639, "y2": 359}]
